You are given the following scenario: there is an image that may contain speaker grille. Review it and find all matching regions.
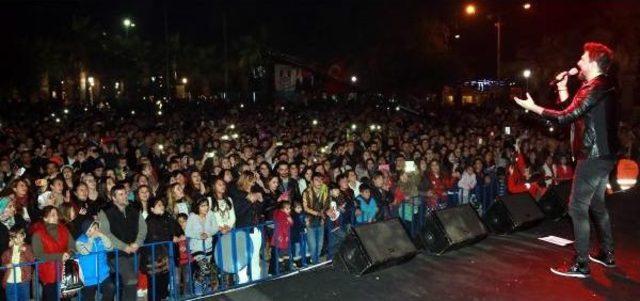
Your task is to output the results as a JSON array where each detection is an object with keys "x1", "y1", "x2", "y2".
[
  {"x1": 355, "y1": 219, "x2": 417, "y2": 264},
  {"x1": 435, "y1": 205, "x2": 488, "y2": 245},
  {"x1": 500, "y1": 193, "x2": 545, "y2": 227}
]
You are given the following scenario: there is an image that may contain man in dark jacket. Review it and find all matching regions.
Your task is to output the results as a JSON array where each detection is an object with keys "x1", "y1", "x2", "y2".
[
  {"x1": 276, "y1": 161, "x2": 302, "y2": 204},
  {"x1": 98, "y1": 184, "x2": 147, "y2": 299},
  {"x1": 514, "y1": 42, "x2": 618, "y2": 278}
]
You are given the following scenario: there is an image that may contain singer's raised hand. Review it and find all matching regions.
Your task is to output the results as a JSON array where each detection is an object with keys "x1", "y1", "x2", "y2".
[
  {"x1": 514, "y1": 93, "x2": 544, "y2": 115},
  {"x1": 514, "y1": 92, "x2": 535, "y2": 110}
]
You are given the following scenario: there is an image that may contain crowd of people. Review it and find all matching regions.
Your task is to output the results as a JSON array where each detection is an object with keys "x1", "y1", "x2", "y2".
[{"x1": 0, "y1": 95, "x2": 638, "y2": 301}]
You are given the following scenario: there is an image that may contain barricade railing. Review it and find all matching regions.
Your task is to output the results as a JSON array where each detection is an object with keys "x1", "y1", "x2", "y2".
[
  {"x1": 180, "y1": 220, "x2": 332, "y2": 299},
  {"x1": 4, "y1": 183, "x2": 506, "y2": 301},
  {"x1": 0, "y1": 240, "x2": 177, "y2": 301}
]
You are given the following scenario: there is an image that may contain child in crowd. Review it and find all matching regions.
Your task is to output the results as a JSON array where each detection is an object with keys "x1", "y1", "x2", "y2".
[
  {"x1": 270, "y1": 201, "x2": 293, "y2": 274},
  {"x1": 75, "y1": 219, "x2": 115, "y2": 301},
  {"x1": 458, "y1": 165, "x2": 477, "y2": 204},
  {"x1": 1, "y1": 226, "x2": 34, "y2": 301},
  {"x1": 176, "y1": 213, "x2": 192, "y2": 294},
  {"x1": 355, "y1": 185, "x2": 378, "y2": 224},
  {"x1": 325, "y1": 184, "x2": 346, "y2": 259},
  {"x1": 290, "y1": 201, "x2": 307, "y2": 268}
]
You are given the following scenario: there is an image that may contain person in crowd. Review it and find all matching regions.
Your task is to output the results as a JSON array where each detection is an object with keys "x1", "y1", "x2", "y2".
[
  {"x1": 167, "y1": 183, "x2": 191, "y2": 216},
  {"x1": 185, "y1": 171, "x2": 207, "y2": 203},
  {"x1": 458, "y1": 165, "x2": 478, "y2": 204},
  {"x1": 290, "y1": 201, "x2": 307, "y2": 268},
  {"x1": 302, "y1": 172, "x2": 328, "y2": 263},
  {"x1": 59, "y1": 202, "x2": 84, "y2": 238},
  {"x1": 97, "y1": 184, "x2": 147, "y2": 300},
  {"x1": 75, "y1": 219, "x2": 115, "y2": 301},
  {"x1": 175, "y1": 213, "x2": 191, "y2": 295},
  {"x1": 1, "y1": 226, "x2": 34, "y2": 301},
  {"x1": 229, "y1": 170, "x2": 264, "y2": 283},
  {"x1": 144, "y1": 198, "x2": 184, "y2": 301},
  {"x1": 210, "y1": 178, "x2": 236, "y2": 234},
  {"x1": 355, "y1": 184, "x2": 378, "y2": 224},
  {"x1": 185, "y1": 198, "x2": 218, "y2": 295},
  {"x1": 185, "y1": 198, "x2": 218, "y2": 258},
  {"x1": 0, "y1": 178, "x2": 32, "y2": 223},
  {"x1": 394, "y1": 171, "x2": 421, "y2": 222},
  {"x1": 370, "y1": 171, "x2": 393, "y2": 220},
  {"x1": 346, "y1": 170, "x2": 361, "y2": 198},
  {"x1": 31, "y1": 206, "x2": 75, "y2": 301},
  {"x1": 269, "y1": 201, "x2": 293, "y2": 274},
  {"x1": 261, "y1": 174, "x2": 282, "y2": 220},
  {"x1": 275, "y1": 162, "x2": 301, "y2": 204},
  {"x1": 325, "y1": 184, "x2": 346, "y2": 259}
]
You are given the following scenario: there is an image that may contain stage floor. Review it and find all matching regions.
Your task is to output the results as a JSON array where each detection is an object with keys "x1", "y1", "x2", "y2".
[{"x1": 212, "y1": 189, "x2": 640, "y2": 301}]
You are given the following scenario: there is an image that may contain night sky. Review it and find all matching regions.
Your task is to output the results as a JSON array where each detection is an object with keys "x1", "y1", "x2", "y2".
[{"x1": 1, "y1": 0, "x2": 638, "y2": 87}]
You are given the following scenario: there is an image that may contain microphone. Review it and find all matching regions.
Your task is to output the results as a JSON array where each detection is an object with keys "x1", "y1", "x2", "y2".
[{"x1": 548, "y1": 68, "x2": 578, "y2": 86}]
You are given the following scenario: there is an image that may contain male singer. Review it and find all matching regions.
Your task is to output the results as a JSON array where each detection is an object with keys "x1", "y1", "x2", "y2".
[{"x1": 514, "y1": 42, "x2": 618, "y2": 278}]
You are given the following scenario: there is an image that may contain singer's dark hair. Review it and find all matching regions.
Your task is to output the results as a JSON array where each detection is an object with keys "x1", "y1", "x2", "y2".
[{"x1": 583, "y1": 42, "x2": 613, "y2": 73}]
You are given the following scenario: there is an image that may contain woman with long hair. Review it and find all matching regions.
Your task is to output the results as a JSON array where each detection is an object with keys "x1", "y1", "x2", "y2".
[
  {"x1": 229, "y1": 170, "x2": 264, "y2": 283},
  {"x1": 133, "y1": 185, "x2": 154, "y2": 220},
  {"x1": 210, "y1": 178, "x2": 235, "y2": 233},
  {"x1": 143, "y1": 198, "x2": 184, "y2": 301},
  {"x1": 185, "y1": 171, "x2": 207, "y2": 202},
  {"x1": 0, "y1": 177, "x2": 33, "y2": 222},
  {"x1": 166, "y1": 183, "x2": 191, "y2": 216}
]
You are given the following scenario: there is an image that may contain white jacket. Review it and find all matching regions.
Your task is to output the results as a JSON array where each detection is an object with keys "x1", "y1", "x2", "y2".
[
  {"x1": 458, "y1": 171, "x2": 477, "y2": 191},
  {"x1": 185, "y1": 211, "x2": 219, "y2": 254}
]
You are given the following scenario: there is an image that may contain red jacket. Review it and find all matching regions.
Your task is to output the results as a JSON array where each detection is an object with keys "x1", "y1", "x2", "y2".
[
  {"x1": 553, "y1": 164, "x2": 574, "y2": 182},
  {"x1": 428, "y1": 173, "x2": 453, "y2": 201},
  {"x1": 31, "y1": 222, "x2": 71, "y2": 284},
  {"x1": 508, "y1": 153, "x2": 529, "y2": 194},
  {"x1": 1, "y1": 245, "x2": 35, "y2": 287},
  {"x1": 271, "y1": 210, "x2": 293, "y2": 250}
]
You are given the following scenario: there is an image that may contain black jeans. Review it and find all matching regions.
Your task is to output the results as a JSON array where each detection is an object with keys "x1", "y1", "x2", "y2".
[
  {"x1": 569, "y1": 158, "x2": 615, "y2": 262},
  {"x1": 42, "y1": 284, "x2": 68, "y2": 301},
  {"x1": 81, "y1": 277, "x2": 115, "y2": 301},
  {"x1": 111, "y1": 254, "x2": 138, "y2": 300},
  {"x1": 147, "y1": 272, "x2": 170, "y2": 301}
]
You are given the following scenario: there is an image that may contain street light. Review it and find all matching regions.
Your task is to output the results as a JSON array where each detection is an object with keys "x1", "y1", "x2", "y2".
[
  {"x1": 464, "y1": 4, "x2": 531, "y2": 79},
  {"x1": 523, "y1": 69, "x2": 531, "y2": 91},
  {"x1": 181, "y1": 77, "x2": 188, "y2": 84},
  {"x1": 454, "y1": 34, "x2": 461, "y2": 39},
  {"x1": 123, "y1": 18, "x2": 134, "y2": 38},
  {"x1": 351, "y1": 75, "x2": 358, "y2": 83},
  {"x1": 465, "y1": 4, "x2": 477, "y2": 15}
]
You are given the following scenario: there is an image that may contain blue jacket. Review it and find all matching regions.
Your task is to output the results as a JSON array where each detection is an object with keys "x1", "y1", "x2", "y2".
[
  {"x1": 355, "y1": 195, "x2": 378, "y2": 224},
  {"x1": 76, "y1": 234, "x2": 112, "y2": 286}
]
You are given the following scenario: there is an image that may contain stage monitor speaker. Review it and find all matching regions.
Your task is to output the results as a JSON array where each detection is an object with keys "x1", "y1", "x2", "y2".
[
  {"x1": 419, "y1": 204, "x2": 488, "y2": 254},
  {"x1": 338, "y1": 218, "x2": 417, "y2": 276},
  {"x1": 485, "y1": 192, "x2": 545, "y2": 234},
  {"x1": 539, "y1": 180, "x2": 572, "y2": 219}
]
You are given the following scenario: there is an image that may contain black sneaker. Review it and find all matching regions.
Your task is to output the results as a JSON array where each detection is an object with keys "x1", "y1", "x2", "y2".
[
  {"x1": 589, "y1": 251, "x2": 616, "y2": 268},
  {"x1": 550, "y1": 261, "x2": 590, "y2": 278}
]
